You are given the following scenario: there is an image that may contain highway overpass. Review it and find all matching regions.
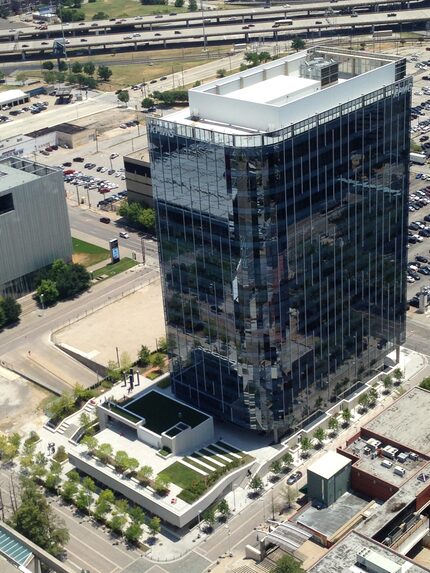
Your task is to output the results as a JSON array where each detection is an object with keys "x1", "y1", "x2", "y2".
[{"x1": 1, "y1": 7, "x2": 429, "y2": 60}]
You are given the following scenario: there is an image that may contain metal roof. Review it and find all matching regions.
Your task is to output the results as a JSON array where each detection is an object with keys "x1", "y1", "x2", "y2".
[
  {"x1": 0, "y1": 530, "x2": 32, "y2": 566},
  {"x1": 0, "y1": 90, "x2": 27, "y2": 106}
]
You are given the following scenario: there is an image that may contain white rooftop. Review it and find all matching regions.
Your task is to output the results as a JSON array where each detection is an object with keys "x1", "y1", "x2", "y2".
[
  {"x1": 0, "y1": 89, "x2": 27, "y2": 106},
  {"x1": 308, "y1": 450, "x2": 351, "y2": 480},
  {"x1": 161, "y1": 47, "x2": 402, "y2": 134},
  {"x1": 225, "y1": 75, "x2": 319, "y2": 105}
]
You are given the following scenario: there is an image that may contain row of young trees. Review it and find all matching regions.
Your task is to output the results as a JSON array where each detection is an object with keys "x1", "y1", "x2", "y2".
[{"x1": 80, "y1": 437, "x2": 171, "y2": 495}]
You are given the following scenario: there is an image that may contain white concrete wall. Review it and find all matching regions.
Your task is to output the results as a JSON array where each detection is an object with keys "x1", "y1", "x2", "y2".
[
  {"x1": 188, "y1": 62, "x2": 396, "y2": 132},
  {"x1": 161, "y1": 416, "x2": 214, "y2": 455},
  {"x1": 137, "y1": 425, "x2": 161, "y2": 449},
  {"x1": 69, "y1": 450, "x2": 254, "y2": 528}
]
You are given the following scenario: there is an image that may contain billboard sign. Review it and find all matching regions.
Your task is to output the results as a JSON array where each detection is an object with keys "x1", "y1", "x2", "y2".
[{"x1": 109, "y1": 238, "x2": 120, "y2": 264}]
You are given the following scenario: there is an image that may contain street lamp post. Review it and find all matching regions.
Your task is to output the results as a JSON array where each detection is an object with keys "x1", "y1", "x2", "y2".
[
  {"x1": 197, "y1": 510, "x2": 201, "y2": 531},
  {"x1": 40, "y1": 293, "x2": 44, "y2": 311},
  {"x1": 200, "y1": 0, "x2": 207, "y2": 52},
  {"x1": 271, "y1": 487, "x2": 275, "y2": 520},
  {"x1": 225, "y1": 525, "x2": 231, "y2": 555},
  {"x1": 261, "y1": 496, "x2": 266, "y2": 521}
]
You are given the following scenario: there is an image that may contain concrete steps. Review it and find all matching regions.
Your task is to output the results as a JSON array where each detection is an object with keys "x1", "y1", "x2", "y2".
[{"x1": 17, "y1": 294, "x2": 38, "y2": 316}]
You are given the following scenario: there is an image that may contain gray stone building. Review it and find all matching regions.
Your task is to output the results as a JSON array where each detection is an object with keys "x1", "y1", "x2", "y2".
[{"x1": 0, "y1": 156, "x2": 72, "y2": 297}]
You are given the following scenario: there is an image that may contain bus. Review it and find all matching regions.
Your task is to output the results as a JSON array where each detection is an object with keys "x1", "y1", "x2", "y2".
[{"x1": 272, "y1": 19, "x2": 293, "y2": 28}]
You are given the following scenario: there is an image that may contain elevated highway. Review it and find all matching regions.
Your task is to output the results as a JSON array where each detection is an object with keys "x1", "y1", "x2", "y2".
[
  {"x1": 2, "y1": 7, "x2": 430, "y2": 60},
  {"x1": 0, "y1": 0, "x2": 425, "y2": 43}
]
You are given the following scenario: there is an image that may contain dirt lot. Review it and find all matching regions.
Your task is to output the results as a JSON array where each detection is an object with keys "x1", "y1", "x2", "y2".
[
  {"x1": 55, "y1": 279, "x2": 165, "y2": 366},
  {"x1": 0, "y1": 367, "x2": 50, "y2": 435}
]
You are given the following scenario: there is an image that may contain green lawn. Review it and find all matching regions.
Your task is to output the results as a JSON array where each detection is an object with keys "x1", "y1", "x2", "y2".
[
  {"x1": 157, "y1": 462, "x2": 202, "y2": 489},
  {"x1": 81, "y1": 0, "x2": 187, "y2": 20},
  {"x1": 72, "y1": 237, "x2": 110, "y2": 267},
  {"x1": 92, "y1": 257, "x2": 138, "y2": 280}
]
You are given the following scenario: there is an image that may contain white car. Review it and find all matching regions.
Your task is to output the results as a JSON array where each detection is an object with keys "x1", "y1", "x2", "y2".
[
  {"x1": 110, "y1": 153, "x2": 119, "y2": 159},
  {"x1": 100, "y1": 167, "x2": 107, "y2": 173},
  {"x1": 119, "y1": 231, "x2": 129, "y2": 239}
]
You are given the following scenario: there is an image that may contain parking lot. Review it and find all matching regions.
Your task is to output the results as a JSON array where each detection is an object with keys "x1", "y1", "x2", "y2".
[{"x1": 63, "y1": 156, "x2": 127, "y2": 210}]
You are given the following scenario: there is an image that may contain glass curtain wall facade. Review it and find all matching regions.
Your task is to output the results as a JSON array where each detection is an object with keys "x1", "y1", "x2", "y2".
[{"x1": 149, "y1": 78, "x2": 411, "y2": 436}]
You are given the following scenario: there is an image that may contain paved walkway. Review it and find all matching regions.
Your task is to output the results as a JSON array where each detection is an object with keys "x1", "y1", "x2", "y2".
[{"x1": 32, "y1": 345, "x2": 430, "y2": 571}]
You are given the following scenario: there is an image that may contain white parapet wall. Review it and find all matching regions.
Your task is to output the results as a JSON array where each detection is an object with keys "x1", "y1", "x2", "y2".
[{"x1": 68, "y1": 450, "x2": 254, "y2": 528}]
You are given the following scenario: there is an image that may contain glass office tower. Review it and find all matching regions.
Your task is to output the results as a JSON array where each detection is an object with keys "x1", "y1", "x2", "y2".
[{"x1": 148, "y1": 48, "x2": 410, "y2": 438}]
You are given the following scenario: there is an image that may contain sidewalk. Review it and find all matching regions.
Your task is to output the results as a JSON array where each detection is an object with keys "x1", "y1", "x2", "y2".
[{"x1": 35, "y1": 346, "x2": 429, "y2": 565}]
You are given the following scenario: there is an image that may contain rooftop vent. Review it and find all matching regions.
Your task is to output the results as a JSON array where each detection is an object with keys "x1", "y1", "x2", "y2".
[
  {"x1": 356, "y1": 548, "x2": 402, "y2": 573},
  {"x1": 300, "y1": 57, "x2": 338, "y2": 88}
]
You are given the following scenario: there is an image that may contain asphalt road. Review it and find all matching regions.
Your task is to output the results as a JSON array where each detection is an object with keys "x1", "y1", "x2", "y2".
[
  {"x1": 0, "y1": 0, "x2": 409, "y2": 41},
  {"x1": 2, "y1": 7, "x2": 430, "y2": 56}
]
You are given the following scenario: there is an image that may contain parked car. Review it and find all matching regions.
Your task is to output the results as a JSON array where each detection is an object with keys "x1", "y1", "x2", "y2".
[
  {"x1": 287, "y1": 471, "x2": 302, "y2": 485},
  {"x1": 73, "y1": 157, "x2": 85, "y2": 162},
  {"x1": 100, "y1": 217, "x2": 111, "y2": 224}
]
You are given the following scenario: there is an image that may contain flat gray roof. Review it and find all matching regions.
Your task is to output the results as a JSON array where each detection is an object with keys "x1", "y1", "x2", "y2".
[
  {"x1": 357, "y1": 460, "x2": 430, "y2": 538},
  {"x1": 0, "y1": 157, "x2": 58, "y2": 193},
  {"x1": 363, "y1": 387, "x2": 430, "y2": 456},
  {"x1": 309, "y1": 531, "x2": 429, "y2": 573},
  {"x1": 296, "y1": 492, "x2": 369, "y2": 538},
  {"x1": 343, "y1": 437, "x2": 427, "y2": 488}
]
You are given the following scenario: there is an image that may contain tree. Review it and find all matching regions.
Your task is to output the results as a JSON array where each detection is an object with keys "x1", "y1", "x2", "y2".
[
  {"x1": 142, "y1": 97, "x2": 155, "y2": 109},
  {"x1": 58, "y1": 60, "x2": 68, "y2": 72},
  {"x1": 92, "y1": 11, "x2": 108, "y2": 19},
  {"x1": 125, "y1": 521, "x2": 142, "y2": 543},
  {"x1": 300, "y1": 436, "x2": 312, "y2": 456},
  {"x1": 97, "y1": 65, "x2": 112, "y2": 81},
  {"x1": 98, "y1": 489, "x2": 116, "y2": 505},
  {"x1": 36, "y1": 279, "x2": 59, "y2": 306},
  {"x1": 1, "y1": 296, "x2": 21, "y2": 325},
  {"x1": 46, "y1": 392, "x2": 74, "y2": 423},
  {"x1": 120, "y1": 351, "x2": 132, "y2": 372},
  {"x1": 117, "y1": 90, "x2": 129, "y2": 104},
  {"x1": 148, "y1": 516, "x2": 161, "y2": 537},
  {"x1": 68, "y1": 469, "x2": 80, "y2": 482},
  {"x1": 129, "y1": 506, "x2": 145, "y2": 524},
  {"x1": 138, "y1": 345, "x2": 151, "y2": 366},
  {"x1": 393, "y1": 368, "x2": 403, "y2": 386},
  {"x1": 107, "y1": 360, "x2": 122, "y2": 382},
  {"x1": 217, "y1": 68, "x2": 227, "y2": 78},
  {"x1": 11, "y1": 481, "x2": 69, "y2": 557},
  {"x1": 358, "y1": 392, "x2": 370, "y2": 411},
  {"x1": 61, "y1": 480, "x2": 78, "y2": 503},
  {"x1": 270, "y1": 554, "x2": 304, "y2": 573},
  {"x1": 157, "y1": 337, "x2": 168, "y2": 353},
  {"x1": 250, "y1": 475, "x2": 264, "y2": 494},
  {"x1": 71, "y1": 61, "x2": 82, "y2": 73},
  {"x1": 83, "y1": 61, "x2": 95, "y2": 76},
  {"x1": 281, "y1": 484, "x2": 297, "y2": 510},
  {"x1": 282, "y1": 451, "x2": 293, "y2": 469},
  {"x1": 114, "y1": 450, "x2": 131, "y2": 473},
  {"x1": 95, "y1": 443, "x2": 113, "y2": 464},
  {"x1": 217, "y1": 499, "x2": 230, "y2": 518},
  {"x1": 0, "y1": 5, "x2": 10, "y2": 17},
  {"x1": 188, "y1": 0, "x2": 197, "y2": 10},
  {"x1": 75, "y1": 488, "x2": 93, "y2": 513},
  {"x1": 154, "y1": 475, "x2": 170, "y2": 496},
  {"x1": 42, "y1": 61, "x2": 54, "y2": 70},
  {"x1": 0, "y1": 433, "x2": 19, "y2": 462},
  {"x1": 291, "y1": 38, "x2": 305, "y2": 52},
  {"x1": 94, "y1": 500, "x2": 110, "y2": 521},
  {"x1": 110, "y1": 514, "x2": 127, "y2": 534},
  {"x1": 137, "y1": 465, "x2": 153, "y2": 486},
  {"x1": 82, "y1": 476, "x2": 96, "y2": 493},
  {"x1": 175, "y1": 0, "x2": 184, "y2": 5},
  {"x1": 328, "y1": 416, "x2": 339, "y2": 434},
  {"x1": 115, "y1": 498, "x2": 129, "y2": 514},
  {"x1": 368, "y1": 386, "x2": 378, "y2": 405},
  {"x1": 420, "y1": 377, "x2": 430, "y2": 391},
  {"x1": 270, "y1": 460, "x2": 283, "y2": 475},
  {"x1": 313, "y1": 427, "x2": 325, "y2": 446},
  {"x1": 150, "y1": 352, "x2": 165, "y2": 370},
  {"x1": 0, "y1": 305, "x2": 5, "y2": 329},
  {"x1": 382, "y1": 375, "x2": 393, "y2": 393},
  {"x1": 341, "y1": 407, "x2": 352, "y2": 425},
  {"x1": 202, "y1": 506, "x2": 216, "y2": 529},
  {"x1": 45, "y1": 471, "x2": 61, "y2": 492}
]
